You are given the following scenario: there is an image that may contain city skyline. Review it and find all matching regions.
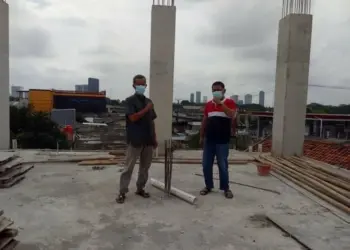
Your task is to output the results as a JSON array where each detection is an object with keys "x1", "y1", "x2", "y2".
[
  {"x1": 6, "y1": 0, "x2": 350, "y2": 107},
  {"x1": 190, "y1": 90, "x2": 266, "y2": 105}
]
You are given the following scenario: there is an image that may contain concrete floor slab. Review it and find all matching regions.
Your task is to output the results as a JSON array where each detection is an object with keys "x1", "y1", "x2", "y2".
[{"x1": 0, "y1": 160, "x2": 347, "y2": 249}]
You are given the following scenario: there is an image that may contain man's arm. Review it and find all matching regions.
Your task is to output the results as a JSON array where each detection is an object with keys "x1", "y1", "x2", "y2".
[
  {"x1": 200, "y1": 104, "x2": 208, "y2": 140},
  {"x1": 151, "y1": 108, "x2": 157, "y2": 143},
  {"x1": 125, "y1": 98, "x2": 152, "y2": 122},
  {"x1": 222, "y1": 99, "x2": 237, "y2": 118},
  {"x1": 200, "y1": 116, "x2": 207, "y2": 139}
]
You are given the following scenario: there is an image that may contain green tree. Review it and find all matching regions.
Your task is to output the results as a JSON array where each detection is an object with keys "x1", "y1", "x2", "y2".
[{"x1": 10, "y1": 106, "x2": 69, "y2": 149}]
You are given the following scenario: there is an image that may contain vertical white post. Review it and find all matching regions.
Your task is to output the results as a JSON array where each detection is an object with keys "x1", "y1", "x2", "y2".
[{"x1": 149, "y1": 2, "x2": 176, "y2": 154}]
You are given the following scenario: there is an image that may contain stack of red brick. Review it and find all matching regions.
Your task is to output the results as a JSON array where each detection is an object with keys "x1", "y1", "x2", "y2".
[{"x1": 256, "y1": 140, "x2": 350, "y2": 170}]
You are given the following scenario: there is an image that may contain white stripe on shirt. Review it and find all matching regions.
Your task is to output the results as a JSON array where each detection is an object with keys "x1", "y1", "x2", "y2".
[{"x1": 208, "y1": 111, "x2": 230, "y2": 118}]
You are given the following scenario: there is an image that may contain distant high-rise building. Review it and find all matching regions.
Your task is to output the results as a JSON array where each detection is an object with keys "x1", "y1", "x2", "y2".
[
  {"x1": 190, "y1": 93, "x2": 194, "y2": 103},
  {"x1": 203, "y1": 96, "x2": 208, "y2": 103},
  {"x1": 231, "y1": 95, "x2": 239, "y2": 103},
  {"x1": 244, "y1": 94, "x2": 253, "y2": 104},
  {"x1": 238, "y1": 100, "x2": 244, "y2": 105},
  {"x1": 75, "y1": 84, "x2": 89, "y2": 92},
  {"x1": 88, "y1": 78, "x2": 99, "y2": 92},
  {"x1": 259, "y1": 91, "x2": 265, "y2": 106},
  {"x1": 195, "y1": 91, "x2": 201, "y2": 103},
  {"x1": 11, "y1": 86, "x2": 23, "y2": 98}
]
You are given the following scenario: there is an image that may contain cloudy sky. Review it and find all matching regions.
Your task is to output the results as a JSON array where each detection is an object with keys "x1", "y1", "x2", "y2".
[{"x1": 8, "y1": 0, "x2": 350, "y2": 106}]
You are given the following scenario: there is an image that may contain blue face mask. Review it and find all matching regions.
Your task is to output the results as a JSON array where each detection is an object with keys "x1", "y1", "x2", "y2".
[
  {"x1": 212, "y1": 91, "x2": 223, "y2": 99},
  {"x1": 135, "y1": 85, "x2": 146, "y2": 95}
]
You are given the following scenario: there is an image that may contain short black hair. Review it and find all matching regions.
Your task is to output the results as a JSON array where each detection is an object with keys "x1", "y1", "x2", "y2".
[
  {"x1": 133, "y1": 74, "x2": 146, "y2": 83},
  {"x1": 212, "y1": 81, "x2": 225, "y2": 89}
]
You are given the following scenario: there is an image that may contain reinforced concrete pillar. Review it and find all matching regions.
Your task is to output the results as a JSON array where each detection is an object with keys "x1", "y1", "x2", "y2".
[
  {"x1": 272, "y1": 3, "x2": 313, "y2": 157},
  {"x1": 149, "y1": 0, "x2": 176, "y2": 153},
  {"x1": 0, "y1": 0, "x2": 10, "y2": 150}
]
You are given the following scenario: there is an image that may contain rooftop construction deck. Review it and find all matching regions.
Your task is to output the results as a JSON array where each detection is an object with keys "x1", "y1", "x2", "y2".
[{"x1": 0, "y1": 150, "x2": 349, "y2": 250}]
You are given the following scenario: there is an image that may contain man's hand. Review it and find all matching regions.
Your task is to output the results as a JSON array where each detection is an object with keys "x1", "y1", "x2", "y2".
[{"x1": 145, "y1": 102, "x2": 153, "y2": 111}]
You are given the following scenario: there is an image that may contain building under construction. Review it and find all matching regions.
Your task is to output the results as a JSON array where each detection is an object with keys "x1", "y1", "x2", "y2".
[{"x1": 28, "y1": 89, "x2": 107, "y2": 114}]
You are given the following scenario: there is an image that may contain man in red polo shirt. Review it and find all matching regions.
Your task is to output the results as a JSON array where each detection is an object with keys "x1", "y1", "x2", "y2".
[{"x1": 199, "y1": 81, "x2": 237, "y2": 199}]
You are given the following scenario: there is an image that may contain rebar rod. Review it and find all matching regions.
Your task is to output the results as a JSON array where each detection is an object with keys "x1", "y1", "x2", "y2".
[
  {"x1": 164, "y1": 140, "x2": 168, "y2": 195},
  {"x1": 168, "y1": 141, "x2": 173, "y2": 196},
  {"x1": 153, "y1": 0, "x2": 175, "y2": 6},
  {"x1": 282, "y1": 0, "x2": 311, "y2": 18}
]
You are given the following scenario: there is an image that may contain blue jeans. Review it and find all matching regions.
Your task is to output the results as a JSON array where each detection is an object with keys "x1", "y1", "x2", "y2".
[{"x1": 202, "y1": 141, "x2": 230, "y2": 191}]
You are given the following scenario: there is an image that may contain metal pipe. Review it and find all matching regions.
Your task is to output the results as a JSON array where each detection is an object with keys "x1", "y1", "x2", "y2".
[{"x1": 150, "y1": 178, "x2": 198, "y2": 205}]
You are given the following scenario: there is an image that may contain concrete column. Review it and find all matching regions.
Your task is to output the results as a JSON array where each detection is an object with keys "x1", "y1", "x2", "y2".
[
  {"x1": 149, "y1": 2, "x2": 176, "y2": 153},
  {"x1": 272, "y1": 14, "x2": 313, "y2": 157},
  {"x1": 0, "y1": 1, "x2": 10, "y2": 150}
]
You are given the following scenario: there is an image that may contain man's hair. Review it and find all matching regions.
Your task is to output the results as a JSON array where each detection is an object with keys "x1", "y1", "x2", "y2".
[
  {"x1": 133, "y1": 74, "x2": 146, "y2": 83},
  {"x1": 212, "y1": 81, "x2": 225, "y2": 89}
]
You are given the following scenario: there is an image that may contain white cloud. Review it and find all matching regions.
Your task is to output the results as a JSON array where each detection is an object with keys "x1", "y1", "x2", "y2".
[{"x1": 8, "y1": 0, "x2": 350, "y2": 106}]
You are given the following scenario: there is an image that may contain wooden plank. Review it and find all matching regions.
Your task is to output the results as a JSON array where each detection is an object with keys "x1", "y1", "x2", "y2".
[
  {"x1": 0, "y1": 158, "x2": 22, "y2": 174},
  {"x1": 0, "y1": 229, "x2": 18, "y2": 249},
  {"x1": 0, "y1": 176, "x2": 25, "y2": 189},
  {"x1": 1, "y1": 239, "x2": 19, "y2": 250},
  {"x1": 0, "y1": 153, "x2": 18, "y2": 166},
  {"x1": 0, "y1": 217, "x2": 13, "y2": 233},
  {"x1": 0, "y1": 165, "x2": 34, "y2": 182}
]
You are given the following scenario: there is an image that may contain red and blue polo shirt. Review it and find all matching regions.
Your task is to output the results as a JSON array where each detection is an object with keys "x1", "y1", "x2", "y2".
[{"x1": 204, "y1": 98, "x2": 237, "y2": 144}]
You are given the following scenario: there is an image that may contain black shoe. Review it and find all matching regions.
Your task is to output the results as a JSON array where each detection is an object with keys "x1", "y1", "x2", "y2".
[
  {"x1": 224, "y1": 189, "x2": 234, "y2": 199},
  {"x1": 116, "y1": 193, "x2": 126, "y2": 203},
  {"x1": 135, "y1": 189, "x2": 150, "y2": 198},
  {"x1": 200, "y1": 187, "x2": 212, "y2": 196}
]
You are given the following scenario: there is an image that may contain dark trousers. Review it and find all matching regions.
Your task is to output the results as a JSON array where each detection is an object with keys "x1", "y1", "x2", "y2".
[{"x1": 202, "y1": 141, "x2": 230, "y2": 191}]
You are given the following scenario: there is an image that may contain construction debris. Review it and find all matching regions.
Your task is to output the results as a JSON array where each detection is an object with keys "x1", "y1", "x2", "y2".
[
  {"x1": 0, "y1": 154, "x2": 34, "y2": 189},
  {"x1": 194, "y1": 173, "x2": 280, "y2": 195},
  {"x1": 0, "y1": 210, "x2": 19, "y2": 250},
  {"x1": 150, "y1": 178, "x2": 197, "y2": 205},
  {"x1": 92, "y1": 166, "x2": 106, "y2": 170},
  {"x1": 256, "y1": 154, "x2": 350, "y2": 214},
  {"x1": 256, "y1": 140, "x2": 350, "y2": 169}
]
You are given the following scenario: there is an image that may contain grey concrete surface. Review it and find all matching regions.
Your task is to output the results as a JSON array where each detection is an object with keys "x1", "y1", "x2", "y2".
[
  {"x1": 272, "y1": 14, "x2": 313, "y2": 157},
  {"x1": 0, "y1": 159, "x2": 347, "y2": 250},
  {"x1": 0, "y1": 0, "x2": 10, "y2": 150}
]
